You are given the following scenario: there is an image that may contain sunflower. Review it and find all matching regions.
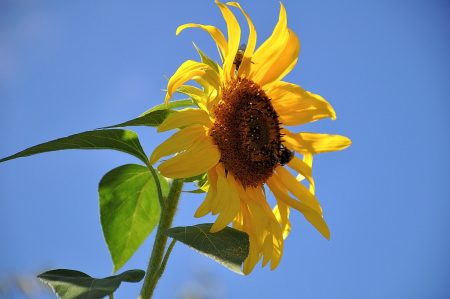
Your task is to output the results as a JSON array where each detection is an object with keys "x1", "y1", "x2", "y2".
[{"x1": 150, "y1": 1, "x2": 351, "y2": 274}]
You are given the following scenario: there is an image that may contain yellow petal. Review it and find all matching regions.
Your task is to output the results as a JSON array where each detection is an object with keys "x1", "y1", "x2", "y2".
[
  {"x1": 158, "y1": 135, "x2": 220, "y2": 179},
  {"x1": 269, "y1": 232, "x2": 283, "y2": 270},
  {"x1": 150, "y1": 125, "x2": 205, "y2": 164},
  {"x1": 261, "y1": 234, "x2": 273, "y2": 267},
  {"x1": 243, "y1": 235, "x2": 261, "y2": 275},
  {"x1": 176, "y1": 23, "x2": 228, "y2": 59},
  {"x1": 267, "y1": 176, "x2": 330, "y2": 239},
  {"x1": 266, "y1": 81, "x2": 336, "y2": 125},
  {"x1": 216, "y1": 1, "x2": 241, "y2": 82},
  {"x1": 282, "y1": 129, "x2": 352, "y2": 154},
  {"x1": 287, "y1": 155, "x2": 315, "y2": 194},
  {"x1": 227, "y1": 2, "x2": 257, "y2": 77},
  {"x1": 177, "y1": 85, "x2": 208, "y2": 111},
  {"x1": 196, "y1": 67, "x2": 221, "y2": 92},
  {"x1": 165, "y1": 60, "x2": 209, "y2": 104},
  {"x1": 157, "y1": 108, "x2": 212, "y2": 132},
  {"x1": 256, "y1": 29, "x2": 300, "y2": 87},
  {"x1": 210, "y1": 172, "x2": 241, "y2": 233},
  {"x1": 303, "y1": 152, "x2": 313, "y2": 167},
  {"x1": 274, "y1": 166, "x2": 322, "y2": 215},
  {"x1": 250, "y1": 3, "x2": 295, "y2": 86},
  {"x1": 210, "y1": 164, "x2": 225, "y2": 215},
  {"x1": 273, "y1": 203, "x2": 291, "y2": 239},
  {"x1": 195, "y1": 167, "x2": 219, "y2": 217}
]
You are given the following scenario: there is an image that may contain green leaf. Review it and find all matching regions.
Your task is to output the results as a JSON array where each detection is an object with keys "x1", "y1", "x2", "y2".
[
  {"x1": 140, "y1": 99, "x2": 194, "y2": 116},
  {"x1": 166, "y1": 224, "x2": 250, "y2": 274},
  {"x1": 38, "y1": 269, "x2": 145, "y2": 299},
  {"x1": 99, "y1": 164, "x2": 169, "y2": 272},
  {"x1": 0, "y1": 129, "x2": 148, "y2": 164},
  {"x1": 101, "y1": 109, "x2": 173, "y2": 129}
]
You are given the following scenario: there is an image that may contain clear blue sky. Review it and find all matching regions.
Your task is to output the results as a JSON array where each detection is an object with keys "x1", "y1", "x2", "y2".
[{"x1": 1, "y1": 0, "x2": 449, "y2": 298}]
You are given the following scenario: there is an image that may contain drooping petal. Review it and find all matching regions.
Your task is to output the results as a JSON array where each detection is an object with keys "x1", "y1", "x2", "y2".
[
  {"x1": 216, "y1": 1, "x2": 241, "y2": 82},
  {"x1": 282, "y1": 129, "x2": 352, "y2": 154},
  {"x1": 243, "y1": 234, "x2": 261, "y2": 275},
  {"x1": 150, "y1": 125, "x2": 205, "y2": 164},
  {"x1": 158, "y1": 135, "x2": 220, "y2": 179},
  {"x1": 176, "y1": 23, "x2": 228, "y2": 58},
  {"x1": 266, "y1": 81, "x2": 336, "y2": 125},
  {"x1": 267, "y1": 175, "x2": 330, "y2": 239},
  {"x1": 273, "y1": 203, "x2": 291, "y2": 239},
  {"x1": 269, "y1": 230, "x2": 284, "y2": 270},
  {"x1": 195, "y1": 166, "x2": 219, "y2": 217},
  {"x1": 274, "y1": 166, "x2": 323, "y2": 215},
  {"x1": 157, "y1": 108, "x2": 212, "y2": 132},
  {"x1": 261, "y1": 233, "x2": 273, "y2": 267},
  {"x1": 165, "y1": 60, "x2": 209, "y2": 104},
  {"x1": 287, "y1": 156, "x2": 315, "y2": 194},
  {"x1": 244, "y1": 187, "x2": 283, "y2": 270},
  {"x1": 227, "y1": 2, "x2": 257, "y2": 77},
  {"x1": 210, "y1": 171, "x2": 241, "y2": 233},
  {"x1": 301, "y1": 153, "x2": 315, "y2": 194}
]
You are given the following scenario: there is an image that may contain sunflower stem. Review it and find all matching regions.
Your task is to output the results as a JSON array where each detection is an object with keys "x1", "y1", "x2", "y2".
[
  {"x1": 154, "y1": 238, "x2": 176, "y2": 282},
  {"x1": 139, "y1": 179, "x2": 183, "y2": 299}
]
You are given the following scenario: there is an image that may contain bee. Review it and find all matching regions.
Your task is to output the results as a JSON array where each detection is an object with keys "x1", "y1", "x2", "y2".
[
  {"x1": 233, "y1": 43, "x2": 246, "y2": 71},
  {"x1": 278, "y1": 145, "x2": 295, "y2": 165}
]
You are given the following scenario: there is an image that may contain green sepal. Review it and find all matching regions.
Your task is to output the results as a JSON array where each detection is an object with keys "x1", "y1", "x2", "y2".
[
  {"x1": 37, "y1": 269, "x2": 145, "y2": 299},
  {"x1": 101, "y1": 109, "x2": 173, "y2": 129},
  {"x1": 0, "y1": 129, "x2": 148, "y2": 164},
  {"x1": 193, "y1": 43, "x2": 221, "y2": 74},
  {"x1": 140, "y1": 99, "x2": 194, "y2": 116},
  {"x1": 183, "y1": 173, "x2": 206, "y2": 183},
  {"x1": 166, "y1": 224, "x2": 250, "y2": 274},
  {"x1": 102, "y1": 99, "x2": 196, "y2": 129},
  {"x1": 183, "y1": 189, "x2": 206, "y2": 194},
  {"x1": 99, "y1": 164, "x2": 169, "y2": 272}
]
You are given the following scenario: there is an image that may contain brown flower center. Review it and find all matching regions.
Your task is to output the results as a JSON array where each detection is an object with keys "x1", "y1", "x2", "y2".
[{"x1": 210, "y1": 78, "x2": 282, "y2": 188}]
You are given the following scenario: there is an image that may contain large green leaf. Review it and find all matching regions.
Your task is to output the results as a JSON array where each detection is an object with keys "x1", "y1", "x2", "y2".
[
  {"x1": 0, "y1": 129, "x2": 148, "y2": 164},
  {"x1": 99, "y1": 164, "x2": 169, "y2": 272},
  {"x1": 166, "y1": 224, "x2": 250, "y2": 274},
  {"x1": 38, "y1": 269, "x2": 144, "y2": 299}
]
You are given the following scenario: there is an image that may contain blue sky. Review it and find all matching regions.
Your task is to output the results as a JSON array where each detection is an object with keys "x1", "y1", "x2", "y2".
[{"x1": 0, "y1": 0, "x2": 449, "y2": 298}]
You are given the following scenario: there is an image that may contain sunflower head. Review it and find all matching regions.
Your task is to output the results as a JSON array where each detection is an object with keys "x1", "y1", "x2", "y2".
[
  {"x1": 152, "y1": 1, "x2": 351, "y2": 274},
  {"x1": 210, "y1": 77, "x2": 282, "y2": 188}
]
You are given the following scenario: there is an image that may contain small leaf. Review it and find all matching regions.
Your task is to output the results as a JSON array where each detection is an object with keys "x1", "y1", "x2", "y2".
[
  {"x1": 0, "y1": 129, "x2": 148, "y2": 164},
  {"x1": 183, "y1": 189, "x2": 206, "y2": 194},
  {"x1": 101, "y1": 110, "x2": 173, "y2": 129},
  {"x1": 140, "y1": 99, "x2": 194, "y2": 116},
  {"x1": 166, "y1": 224, "x2": 249, "y2": 274},
  {"x1": 99, "y1": 164, "x2": 169, "y2": 272},
  {"x1": 37, "y1": 269, "x2": 145, "y2": 299}
]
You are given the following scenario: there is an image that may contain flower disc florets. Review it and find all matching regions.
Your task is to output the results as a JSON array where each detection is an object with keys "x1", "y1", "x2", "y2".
[{"x1": 210, "y1": 78, "x2": 282, "y2": 188}]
